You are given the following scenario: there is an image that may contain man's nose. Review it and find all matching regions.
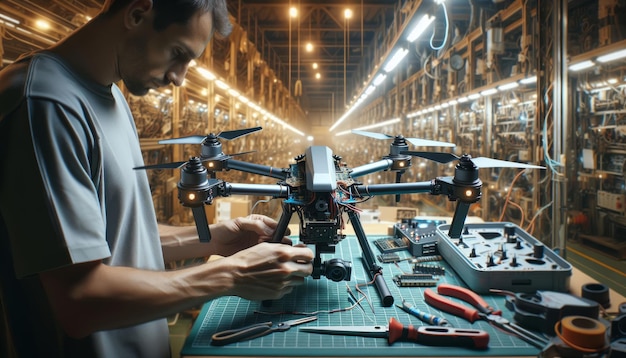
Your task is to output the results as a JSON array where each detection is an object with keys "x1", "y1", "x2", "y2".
[{"x1": 166, "y1": 63, "x2": 190, "y2": 86}]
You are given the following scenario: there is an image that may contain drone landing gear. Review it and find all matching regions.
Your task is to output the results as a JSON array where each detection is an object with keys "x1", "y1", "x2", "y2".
[
  {"x1": 271, "y1": 202, "x2": 296, "y2": 243},
  {"x1": 447, "y1": 201, "x2": 471, "y2": 239},
  {"x1": 270, "y1": 202, "x2": 394, "y2": 307},
  {"x1": 191, "y1": 206, "x2": 211, "y2": 243},
  {"x1": 347, "y1": 210, "x2": 394, "y2": 307}
]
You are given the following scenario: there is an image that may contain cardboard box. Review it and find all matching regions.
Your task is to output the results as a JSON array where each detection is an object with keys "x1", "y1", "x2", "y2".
[{"x1": 205, "y1": 197, "x2": 251, "y2": 224}]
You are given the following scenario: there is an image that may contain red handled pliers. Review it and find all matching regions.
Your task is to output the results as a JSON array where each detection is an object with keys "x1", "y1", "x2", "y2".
[{"x1": 424, "y1": 283, "x2": 549, "y2": 349}]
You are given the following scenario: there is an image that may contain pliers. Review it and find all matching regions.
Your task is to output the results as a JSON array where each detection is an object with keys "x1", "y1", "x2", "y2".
[{"x1": 424, "y1": 283, "x2": 549, "y2": 349}]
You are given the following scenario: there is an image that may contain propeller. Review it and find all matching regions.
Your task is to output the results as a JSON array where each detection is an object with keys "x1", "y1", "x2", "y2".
[
  {"x1": 400, "y1": 152, "x2": 542, "y2": 238},
  {"x1": 351, "y1": 130, "x2": 455, "y2": 148},
  {"x1": 134, "y1": 127, "x2": 262, "y2": 171},
  {"x1": 159, "y1": 126, "x2": 262, "y2": 144},
  {"x1": 401, "y1": 151, "x2": 545, "y2": 169},
  {"x1": 352, "y1": 130, "x2": 454, "y2": 202},
  {"x1": 135, "y1": 151, "x2": 255, "y2": 170}
]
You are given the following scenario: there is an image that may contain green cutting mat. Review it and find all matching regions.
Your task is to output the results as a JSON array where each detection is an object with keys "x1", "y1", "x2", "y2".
[{"x1": 181, "y1": 236, "x2": 541, "y2": 357}]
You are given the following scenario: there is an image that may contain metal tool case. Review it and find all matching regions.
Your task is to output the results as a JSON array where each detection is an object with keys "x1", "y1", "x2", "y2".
[{"x1": 436, "y1": 222, "x2": 572, "y2": 293}]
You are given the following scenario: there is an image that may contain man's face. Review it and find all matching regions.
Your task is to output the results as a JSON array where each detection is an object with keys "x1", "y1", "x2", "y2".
[{"x1": 120, "y1": 10, "x2": 214, "y2": 96}]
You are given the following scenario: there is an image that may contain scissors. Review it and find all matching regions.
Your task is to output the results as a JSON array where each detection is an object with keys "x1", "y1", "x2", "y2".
[{"x1": 211, "y1": 316, "x2": 318, "y2": 345}]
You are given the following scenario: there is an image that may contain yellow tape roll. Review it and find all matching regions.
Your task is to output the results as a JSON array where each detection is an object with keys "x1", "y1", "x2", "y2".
[{"x1": 554, "y1": 316, "x2": 608, "y2": 353}]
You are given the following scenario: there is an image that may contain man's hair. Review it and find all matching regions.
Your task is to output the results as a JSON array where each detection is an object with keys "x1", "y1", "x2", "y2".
[{"x1": 103, "y1": 0, "x2": 232, "y2": 37}]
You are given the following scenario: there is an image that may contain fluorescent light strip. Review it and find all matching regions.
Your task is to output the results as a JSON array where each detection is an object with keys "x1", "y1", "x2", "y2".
[
  {"x1": 373, "y1": 73, "x2": 387, "y2": 86},
  {"x1": 330, "y1": 12, "x2": 428, "y2": 130},
  {"x1": 569, "y1": 60, "x2": 595, "y2": 71},
  {"x1": 214, "y1": 79, "x2": 229, "y2": 89},
  {"x1": 407, "y1": 14, "x2": 435, "y2": 42},
  {"x1": 597, "y1": 49, "x2": 626, "y2": 63},
  {"x1": 520, "y1": 75, "x2": 537, "y2": 84},
  {"x1": 498, "y1": 82, "x2": 519, "y2": 91},
  {"x1": 480, "y1": 88, "x2": 498, "y2": 96},
  {"x1": 383, "y1": 48, "x2": 409, "y2": 73},
  {"x1": 335, "y1": 117, "x2": 401, "y2": 136},
  {"x1": 0, "y1": 14, "x2": 19, "y2": 24},
  {"x1": 195, "y1": 67, "x2": 216, "y2": 80},
  {"x1": 193, "y1": 66, "x2": 305, "y2": 137}
]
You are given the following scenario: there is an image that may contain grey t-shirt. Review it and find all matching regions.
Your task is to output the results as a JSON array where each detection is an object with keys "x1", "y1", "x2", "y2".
[{"x1": 0, "y1": 52, "x2": 169, "y2": 357}]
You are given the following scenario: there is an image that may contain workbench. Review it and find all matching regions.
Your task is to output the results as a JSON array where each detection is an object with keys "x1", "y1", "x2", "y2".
[{"x1": 175, "y1": 222, "x2": 624, "y2": 357}]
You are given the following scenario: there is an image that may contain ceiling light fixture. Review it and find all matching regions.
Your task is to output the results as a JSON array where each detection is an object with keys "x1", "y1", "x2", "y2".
[
  {"x1": 407, "y1": 14, "x2": 435, "y2": 42},
  {"x1": 383, "y1": 48, "x2": 409, "y2": 73},
  {"x1": 569, "y1": 60, "x2": 595, "y2": 72},
  {"x1": 596, "y1": 48, "x2": 626, "y2": 63},
  {"x1": 373, "y1": 73, "x2": 387, "y2": 86},
  {"x1": 0, "y1": 14, "x2": 20, "y2": 24},
  {"x1": 335, "y1": 117, "x2": 401, "y2": 136}
]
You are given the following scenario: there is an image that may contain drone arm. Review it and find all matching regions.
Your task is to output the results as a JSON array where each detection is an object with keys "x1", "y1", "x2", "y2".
[
  {"x1": 349, "y1": 159, "x2": 394, "y2": 178},
  {"x1": 350, "y1": 181, "x2": 434, "y2": 196},
  {"x1": 223, "y1": 183, "x2": 290, "y2": 197},
  {"x1": 225, "y1": 159, "x2": 287, "y2": 180}
]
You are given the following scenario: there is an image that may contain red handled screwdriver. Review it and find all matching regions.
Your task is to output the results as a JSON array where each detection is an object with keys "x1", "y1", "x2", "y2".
[{"x1": 299, "y1": 317, "x2": 489, "y2": 349}]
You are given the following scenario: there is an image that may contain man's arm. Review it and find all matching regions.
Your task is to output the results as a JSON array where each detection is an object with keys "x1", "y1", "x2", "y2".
[
  {"x1": 40, "y1": 241, "x2": 313, "y2": 338},
  {"x1": 160, "y1": 224, "x2": 212, "y2": 263},
  {"x1": 161, "y1": 215, "x2": 293, "y2": 263}
]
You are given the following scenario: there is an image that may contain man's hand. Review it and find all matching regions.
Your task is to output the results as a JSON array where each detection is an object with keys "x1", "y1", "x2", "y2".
[
  {"x1": 217, "y1": 242, "x2": 314, "y2": 300},
  {"x1": 206, "y1": 214, "x2": 292, "y2": 257},
  {"x1": 204, "y1": 214, "x2": 314, "y2": 300}
]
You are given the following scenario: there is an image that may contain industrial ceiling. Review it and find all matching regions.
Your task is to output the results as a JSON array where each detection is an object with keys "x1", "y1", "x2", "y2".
[{"x1": 0, "y1": 0, "x2": 501, "y2": 121}]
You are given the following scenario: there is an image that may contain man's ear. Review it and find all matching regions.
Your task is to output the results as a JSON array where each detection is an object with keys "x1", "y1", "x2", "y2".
[{"x1": 124, "y1": 0, "x2": 153, "y2": 28}]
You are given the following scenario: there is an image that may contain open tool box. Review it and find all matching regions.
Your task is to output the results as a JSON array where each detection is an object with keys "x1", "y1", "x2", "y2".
[{"x1": 436, "y1": 222, "x2": 572, "y2": 294}]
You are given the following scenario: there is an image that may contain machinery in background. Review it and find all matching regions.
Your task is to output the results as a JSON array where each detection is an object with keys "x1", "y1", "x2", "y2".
[{"x1": 568, "y1": 0, "x2": 626, "y2": 259}]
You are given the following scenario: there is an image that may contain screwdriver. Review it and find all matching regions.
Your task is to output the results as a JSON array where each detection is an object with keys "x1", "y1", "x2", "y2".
[
  {"x1": 397, "y1": 299, "x2": 449, "y2": 326},
  {"x1": 300, "y1": 317, "x2": 490, "y2": 349}
]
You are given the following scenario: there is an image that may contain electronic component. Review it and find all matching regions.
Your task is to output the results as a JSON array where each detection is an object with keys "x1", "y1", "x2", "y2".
[
  {"x1": 392, "y1": 274, "x2": 438, "y2": 287},
  {"x1": 393, "y1": 219, "x2": 444, "y2": 256},
  {"x1": 377, "y1": 253, "x2": 401, "y2": 263},
  {"x1": 409, "y1": 255, "x2": 444, "y2": 263},
  {"x1": 413, "y1": 264, "x2": 446, "y2": 276},
  {"x1": 374, "y1": 236, "x2": 408, "y2": 253},
  {"x1": 397, "y1": 299, "x2": 449, "y2": 326}
]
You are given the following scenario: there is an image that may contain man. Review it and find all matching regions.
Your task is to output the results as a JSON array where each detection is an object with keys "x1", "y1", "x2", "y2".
[{"x1": 0, "y1": 0, "x2": 314, "y2": 357}]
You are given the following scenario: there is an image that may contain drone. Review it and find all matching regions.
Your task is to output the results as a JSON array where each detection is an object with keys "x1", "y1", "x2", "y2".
[{"x1": 136, "y1": 127, "x2": 543, "y2": 307}]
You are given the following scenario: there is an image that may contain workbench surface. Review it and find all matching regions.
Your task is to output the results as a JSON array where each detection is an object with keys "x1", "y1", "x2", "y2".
[{"x1": 181, "y1": 233, "x2": 542, "y2": 357}]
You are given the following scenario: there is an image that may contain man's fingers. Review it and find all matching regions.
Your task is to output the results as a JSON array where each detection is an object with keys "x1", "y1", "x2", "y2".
[{"x1": 283, "y1": 261, "x2": 313, "y2": 278}]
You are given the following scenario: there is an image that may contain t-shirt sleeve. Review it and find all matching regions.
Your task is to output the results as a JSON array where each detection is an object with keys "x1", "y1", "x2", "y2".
[{"x1": 0, "y1": 100, "x2": 110, "y2": 278}]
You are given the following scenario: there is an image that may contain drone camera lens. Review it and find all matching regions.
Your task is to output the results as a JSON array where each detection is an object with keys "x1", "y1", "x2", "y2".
[
  {"x1": 322, "y1": 258, "x2": 352, "y2": 282},
  {"x1": 315, "y1": 200, "x2": 329, "y2": 212}
]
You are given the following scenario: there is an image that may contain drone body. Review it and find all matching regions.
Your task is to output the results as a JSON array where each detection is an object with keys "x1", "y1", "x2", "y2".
[{"x1": 135, "y1": 128, "x2": 544, "y2": 306}]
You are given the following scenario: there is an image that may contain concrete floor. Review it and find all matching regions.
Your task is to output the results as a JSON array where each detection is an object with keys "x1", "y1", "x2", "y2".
[{"x1": 565, "y1": 240, "x2": 626, "y2": 298}]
